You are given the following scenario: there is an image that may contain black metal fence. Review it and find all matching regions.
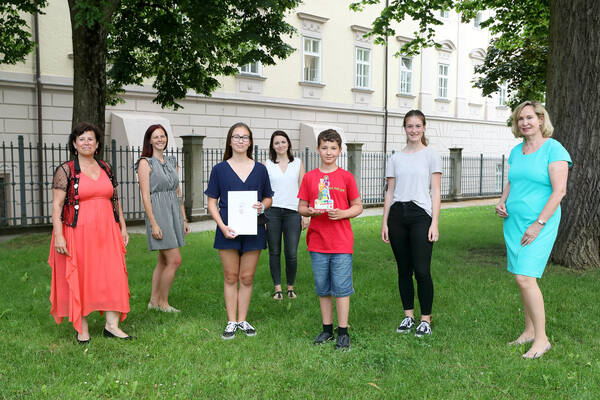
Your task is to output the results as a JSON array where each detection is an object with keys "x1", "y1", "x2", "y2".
[
  {"x1": 0, "y1": 137, "x2": 183, "y2": 227},
  {"x1": 0, "y1": 136, "x2": 506, "y2": 228}
]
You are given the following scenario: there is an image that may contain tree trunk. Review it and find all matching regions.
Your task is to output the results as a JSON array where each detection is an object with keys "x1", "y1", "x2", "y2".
[
  {"x1": 546, "y1": 0, "x2": 600, "y2": 269},
  {"x1": 68, "y1": 0, "x2": 120, "y2": 136}
]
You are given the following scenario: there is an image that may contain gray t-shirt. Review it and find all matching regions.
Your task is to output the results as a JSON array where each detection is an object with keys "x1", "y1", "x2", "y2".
[{"x1": 385, "y1": 147, "x2": 442, "y2": 216}]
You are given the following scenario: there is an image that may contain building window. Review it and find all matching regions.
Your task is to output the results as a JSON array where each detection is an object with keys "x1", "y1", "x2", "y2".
[
  {"x1": 355, "y1": 47, "x2": 371, "y2": 89},
  {"x1": 438, "y1": 63, "x2": 449, "y2": 99},
  {"x1": 474, "y1": 12, "x2": 483, "y2": 28},
  {"x1": 399, "y1": 57, "x2": 413, "y2": 95},
  {"x1": 440, "y1": 10, "x2": 449, "y2": 18},
  {"x1": 239, "y1": 62, "x2": 261, "y2": 76},
  {"x1": 303, "y1": 37, "x2": 321, "y2": 83},
  {"x1": 498, "y1": 84, "x2": 507, "y2": 106}
]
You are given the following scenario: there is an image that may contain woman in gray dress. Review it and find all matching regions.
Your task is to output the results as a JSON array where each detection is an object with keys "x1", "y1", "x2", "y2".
[{"x1": 136, "y1": 124, "x2": 190, "y2": 312}]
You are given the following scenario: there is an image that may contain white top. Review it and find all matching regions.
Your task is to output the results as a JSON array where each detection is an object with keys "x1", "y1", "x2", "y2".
[
  {"x1": 385, "y1": 147, "x2": 442, "y2": 216},
  {"x1": 265, "y1": 158, "x2": 301, "y2": 211}
]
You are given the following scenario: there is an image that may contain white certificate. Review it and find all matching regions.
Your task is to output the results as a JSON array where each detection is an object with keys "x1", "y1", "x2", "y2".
[{"x1": 227, "y1": 191, "x2": 257, "y2": 235}]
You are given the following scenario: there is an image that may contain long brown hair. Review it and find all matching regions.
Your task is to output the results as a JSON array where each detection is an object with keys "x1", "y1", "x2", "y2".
[
  {"x1": 403, "y1": 109, "x2": 428, "y2": 146},
  {"x1": 223, "y1": 122, "x2": 253, "y2": 161},
  {"x1": 269, "y1": 130, "x2": 294, "y2": 163},
  {"x1": 141, "y1": 124, "x2": 168, "y2": 157}
]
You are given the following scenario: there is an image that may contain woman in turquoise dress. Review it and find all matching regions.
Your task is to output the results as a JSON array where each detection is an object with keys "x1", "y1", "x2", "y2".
[{"x1": 496, "y1": 101, "x2": 571, "y2": 359}]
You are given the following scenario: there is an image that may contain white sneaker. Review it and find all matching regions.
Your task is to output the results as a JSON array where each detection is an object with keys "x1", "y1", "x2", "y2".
[
  {"x1": 415, "y1": 320, "x2": 432, "y2": 337},
  {"x1": 237, "y1": 321, "x2": 257, "y2": 337},
  {"x1": 221, "y1": 321, "x2": 237, "y2": 340},
  {"x1": 396, "y1": 316, "x2": 415, "y2": 334}
]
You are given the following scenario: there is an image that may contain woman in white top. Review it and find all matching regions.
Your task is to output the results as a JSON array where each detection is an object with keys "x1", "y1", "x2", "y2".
[
  {"x1": 381, "y1": 110, "x2": 442, "y2": 337},
  {"x1": 264, "y1": 131, "x2": 309, "y2": 300}
]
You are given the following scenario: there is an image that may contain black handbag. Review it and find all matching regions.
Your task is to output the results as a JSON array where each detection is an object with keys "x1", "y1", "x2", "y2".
[{"x1": 258, "y1": 213, "x2": 269, "y2": 225}]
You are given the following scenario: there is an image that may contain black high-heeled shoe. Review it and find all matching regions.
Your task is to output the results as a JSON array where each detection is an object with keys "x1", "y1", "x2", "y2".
[
  {"x1": 76, "y1": 332, "x2": 90, "y2": 345},
  {"x1": 103, "y1": 328, "x2": 134, "y2": 340}
]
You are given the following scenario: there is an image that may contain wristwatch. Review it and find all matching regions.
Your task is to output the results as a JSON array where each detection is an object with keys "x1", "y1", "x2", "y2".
[
  {"x1": 259, "y1": 203, "x2": 265, "y2": 214},
  {"x1": 536, "y1": 219, "x2": 546, "y2": 226}
]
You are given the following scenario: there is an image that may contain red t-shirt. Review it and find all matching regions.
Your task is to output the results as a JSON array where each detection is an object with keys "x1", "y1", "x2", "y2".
[{"x1": 297, "y1": 167, "x2": 360, "y2": 254}]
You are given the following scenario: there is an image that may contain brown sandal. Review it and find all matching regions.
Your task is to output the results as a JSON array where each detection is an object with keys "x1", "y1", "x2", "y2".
[
  {"x1": 287, "y1": 289, "x2": 297, "y2": 299},
  {"x1": 273, "y1": 291, "x2": 283, "y2": 300}
]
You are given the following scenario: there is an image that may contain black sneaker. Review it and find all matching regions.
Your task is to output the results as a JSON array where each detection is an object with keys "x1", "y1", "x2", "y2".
[
  {"x1": 415, "y1": 320, "x2": 432, "y2": 337},
  {"x1": 335, "y1": 333, "x2": 350, "y2": 351},
  {"x1": 237, "y1": 321, "x2": 257, "y2": 337},
  {"x1": 221, "y1": 321, "x2": 237, "y2": 340},
  {"x1": 396, "y1": 316, "x2": 415, "y2": 334},
  {"x1": 313, "y1": 331, "x2": 334, "y2": 345}
]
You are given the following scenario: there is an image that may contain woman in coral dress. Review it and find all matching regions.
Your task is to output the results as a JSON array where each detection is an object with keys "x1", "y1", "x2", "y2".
[{"x1": 49, "y1": 122, "x2": 132, "y2": 343}]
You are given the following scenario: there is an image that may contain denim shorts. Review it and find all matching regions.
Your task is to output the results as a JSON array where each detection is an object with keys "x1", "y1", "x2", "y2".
[{"x1": 309, "y1": 252, "x2": 354, "y2": 297}]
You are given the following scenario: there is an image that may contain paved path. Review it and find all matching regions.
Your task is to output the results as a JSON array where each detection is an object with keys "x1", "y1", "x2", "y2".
[{"x1": 0, "y1": 198, "x2": 498, "y2": 243}]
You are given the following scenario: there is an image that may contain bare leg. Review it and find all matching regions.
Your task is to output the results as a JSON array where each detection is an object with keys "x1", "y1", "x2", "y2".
[
  {"x1": 319, "y1": 295, "x2": 334, "y2": 325},
  {"x1": 420, "y1": 314, "x2": 431, "y2": 323},
  {"x1": 77, "y1": 316, "x2": 90, "y2": 341},
  {"x1": 156, "y1": 248, "x2": 182, "y2": 309},
  {"x1": 515, "y1": 275, "x2": 550, "y2": 357},
  {"x1": 149, "y1": 251, "x2": 167, "y2": 307},
  {"x1": 105, "y1": 311, "x2": 129, "y2": 338},
  {"x1": 335, "y1": 296, "x2": 350, "y2": 327},
  {"x1": 237, "y1": 250, "x2": 260, "y2": 322},
  {"x1": 510, "y1": 279, "x2": 536, "y2": 344},
  {"x1": 404, "y1": 309, "x2": 415, "y2": 319},
  {"x1": 220, "y1": 249, "x2": 241, "y2": 322},
  {"x1": 273, "y1": 284, "x2": 283, "y2": 299}
]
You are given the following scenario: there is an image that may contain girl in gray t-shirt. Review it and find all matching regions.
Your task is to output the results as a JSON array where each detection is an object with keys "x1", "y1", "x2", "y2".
[{"x1": 381, "y1": 110, "x2": 442, "y2": 338}]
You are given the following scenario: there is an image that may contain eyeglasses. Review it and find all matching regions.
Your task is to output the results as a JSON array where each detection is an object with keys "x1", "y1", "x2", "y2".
[{"x1": 232, "y1": 135, "x2": 250, "y2": 142}]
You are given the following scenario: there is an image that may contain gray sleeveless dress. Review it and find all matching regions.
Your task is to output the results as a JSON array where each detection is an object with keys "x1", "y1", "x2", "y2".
[{"x1": 135, "y1": 156, "x2": 185, "y2": 250}]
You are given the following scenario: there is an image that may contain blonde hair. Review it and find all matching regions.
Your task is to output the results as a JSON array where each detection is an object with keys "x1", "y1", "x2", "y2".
[{"x1": 510, "y1": 100, "x2": 554, "y2": 139}]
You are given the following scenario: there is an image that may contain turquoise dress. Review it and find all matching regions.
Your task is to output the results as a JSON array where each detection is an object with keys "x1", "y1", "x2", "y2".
[{"x1": 503, "y1": 138, "x2": 571, "y2": 278}]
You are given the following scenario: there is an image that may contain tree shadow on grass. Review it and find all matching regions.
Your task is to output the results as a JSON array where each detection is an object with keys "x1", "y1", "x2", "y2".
[{"x1": 465, "y1": 245, "x2": 506, "y2": 268}]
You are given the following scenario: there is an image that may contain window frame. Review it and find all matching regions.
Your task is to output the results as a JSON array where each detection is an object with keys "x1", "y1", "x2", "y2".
[
  {"x1": 239, "y1": 61, "x2": 262, "y2": 76},
  {"x1": 302, "y1": 36, "x2": 322, "y2": 83},
  {"x1": 437, "y1": 63, "x2": 449, "y2": 99},
  {"x1": 474, "y1": 12, "x2": 483, "y2": 29},
  {"x1": 399, "y1": 56, "x2": 413, "y2": 95},
  {"x1": 354, "y1": 46, "x2": 371, "y2": 89},
  {"x1": 498, "y1": 84, "x2": 508, "y2": 106}
]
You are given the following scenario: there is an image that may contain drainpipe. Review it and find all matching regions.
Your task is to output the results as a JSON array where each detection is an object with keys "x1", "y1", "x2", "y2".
[
  {"x1": 34, "y1": 12, "x2": 44, "y2": 222},
  {"x1": 382, "y1": 0, "x2": 389, "y2": 156}
]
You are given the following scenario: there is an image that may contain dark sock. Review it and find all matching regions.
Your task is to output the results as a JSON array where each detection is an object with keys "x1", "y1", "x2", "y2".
[
  {"x1": 338, "y1": 326, "x2": 348, "y2": 336},
  {"x1": 323, "y1": 324, "x2": 333, "y2": 334}
]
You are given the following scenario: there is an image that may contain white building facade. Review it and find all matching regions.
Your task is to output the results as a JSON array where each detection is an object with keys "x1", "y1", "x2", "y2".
[{"x1": 0, "y1": 1, "x2": 519, "y2": 155}]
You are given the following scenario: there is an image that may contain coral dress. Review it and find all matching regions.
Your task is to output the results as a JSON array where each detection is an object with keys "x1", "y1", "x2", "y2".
[{"x1": 48, "y1": 171, "x2": 130, "y2": 333}]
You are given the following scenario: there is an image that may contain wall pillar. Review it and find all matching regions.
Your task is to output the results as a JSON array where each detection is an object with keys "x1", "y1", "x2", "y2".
[
  {"x1": 449, "y1": 147, "x2": 463, "y2": 199},
  {"x1": 181, "y1": 134, "x2": 206, "y2": 218},
  {"x1": 346, "y1": 142, "x2": 363, "y2": 193}
]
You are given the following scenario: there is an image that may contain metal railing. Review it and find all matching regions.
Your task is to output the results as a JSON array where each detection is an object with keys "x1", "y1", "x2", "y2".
[
  {"x1": 0, "y1": 137, "x2": 183, "y2": 227},
  {"x1": 0, "y1": 136, "x2": 506, "y2": 228}
]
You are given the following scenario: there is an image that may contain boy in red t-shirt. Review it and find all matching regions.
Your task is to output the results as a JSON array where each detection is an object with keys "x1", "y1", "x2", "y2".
[{"x1": 298, "y1": 129, "x2": 363, "y2": 350}]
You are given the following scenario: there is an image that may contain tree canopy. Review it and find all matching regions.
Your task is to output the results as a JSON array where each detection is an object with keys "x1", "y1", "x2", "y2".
[
  {"x1": 0, "y1": 0, "x2": 47, "y2": 64},
  {"x1": 350, "y1": 0, "x2": 550, "y2": 108},
  {"x1": 1, "y1": 0, "x2": 300, "y2": 129}
]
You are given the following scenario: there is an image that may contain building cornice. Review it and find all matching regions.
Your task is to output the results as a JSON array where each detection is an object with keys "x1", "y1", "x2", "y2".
[{"x1": 296, "y1": 12, "x2": 329, "y2": 24}]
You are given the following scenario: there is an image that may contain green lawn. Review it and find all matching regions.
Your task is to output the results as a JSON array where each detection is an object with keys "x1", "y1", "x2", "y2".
[{"x1": 1, "y1": 206, "x2": 598, "y2": 399}]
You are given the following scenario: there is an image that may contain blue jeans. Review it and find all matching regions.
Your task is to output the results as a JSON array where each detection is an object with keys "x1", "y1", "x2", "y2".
[
  {"x1": 265, "y1": 207, "x2": 302, "y2": 287},
  {"x1": 309, "y1": 252, "x2": 354, "y2": 297}
]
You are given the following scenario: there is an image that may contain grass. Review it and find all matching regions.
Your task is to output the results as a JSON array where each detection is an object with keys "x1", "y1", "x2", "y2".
[{"x1": 0, "y1": 206, "x2": 599, "y2": 399}]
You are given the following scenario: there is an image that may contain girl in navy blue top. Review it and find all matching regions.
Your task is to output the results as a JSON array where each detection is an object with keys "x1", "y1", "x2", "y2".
[{"x1": 205, "y1": 122, "x2": 273, "y2": 340}]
